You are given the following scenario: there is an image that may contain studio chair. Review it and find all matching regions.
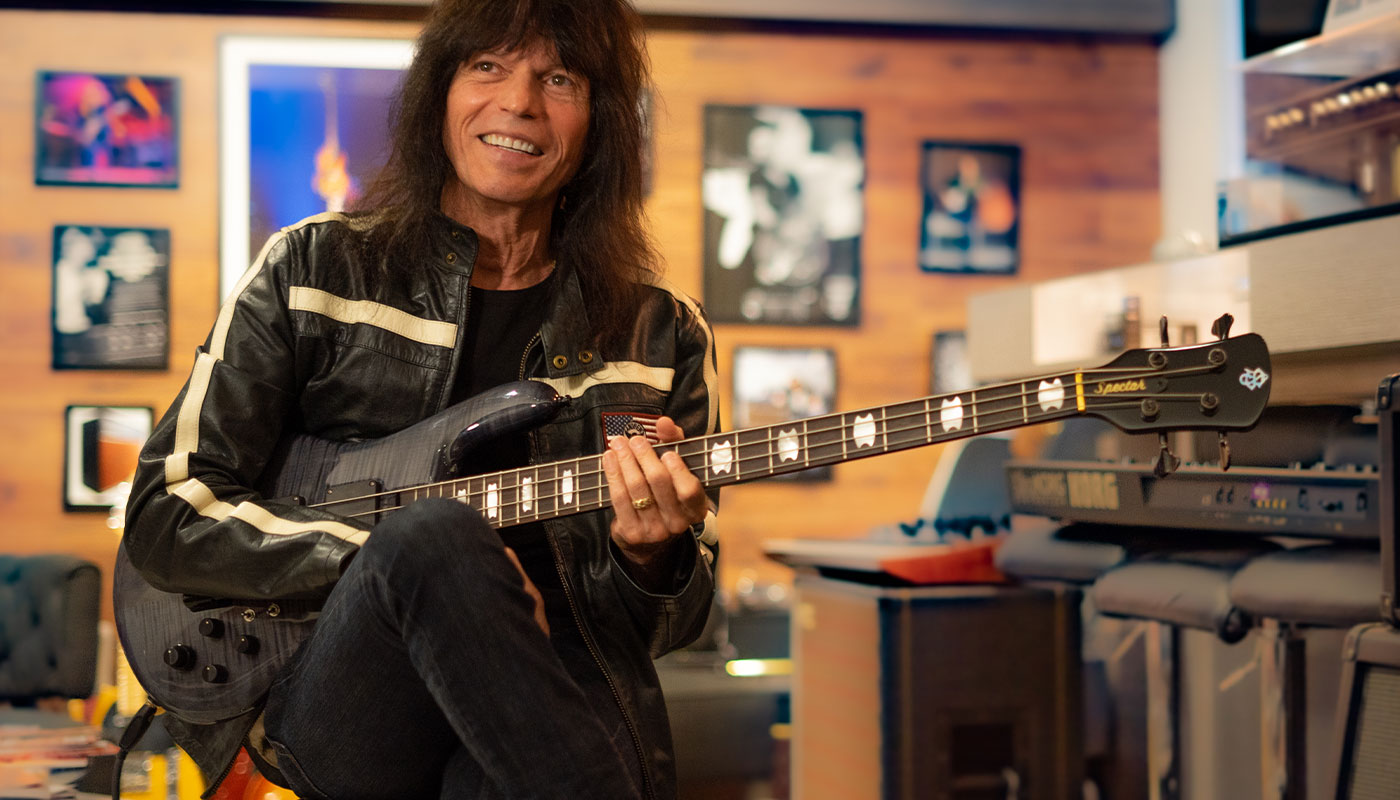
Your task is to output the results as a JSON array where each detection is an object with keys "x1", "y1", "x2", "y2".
[
  {"x1": 0, "y1": 554, "x2": 101, "y2": 726},
  {"x1": 1227, "y1": 544, "x2": 1383, "y2": 800}
]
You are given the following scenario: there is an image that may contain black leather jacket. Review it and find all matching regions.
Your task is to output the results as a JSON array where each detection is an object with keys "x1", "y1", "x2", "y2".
[{"x1": 123, "y1": 211, "x2": 720, "y2": 799}]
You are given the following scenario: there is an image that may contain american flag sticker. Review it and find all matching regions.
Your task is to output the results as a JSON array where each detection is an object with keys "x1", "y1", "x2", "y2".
[{"x1": 602, "y1": 411, "x2": 662, "y2": 444}]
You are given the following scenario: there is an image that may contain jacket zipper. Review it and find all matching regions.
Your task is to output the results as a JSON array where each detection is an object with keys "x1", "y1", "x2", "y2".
[
  {"x1": 547, "y1": 533, "x2": 656, "y2": 800},
  {"x1": 517, "y1": 331, "x2": 540, "y2": 382},
  {"x1": 521, "y1": 337, "x2": 656, "y2": 800}
]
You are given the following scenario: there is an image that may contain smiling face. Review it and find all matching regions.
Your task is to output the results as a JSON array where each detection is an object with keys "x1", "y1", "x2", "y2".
[{"x1": 439, "y1": 39, "x2": 592, "y2": 225}]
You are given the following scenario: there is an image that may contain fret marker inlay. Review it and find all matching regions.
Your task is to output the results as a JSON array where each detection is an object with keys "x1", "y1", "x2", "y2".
[
  {"x1": 853, "y1": 414, "x2": 876, "y2": 449},
  {"x1": 1038, "y1": 378, "x2": 1065, "y2": 411},
  {"x1": 485, "y1": 482, "x2": 499, "y2": 519},
  {"x1": 562, "y1": 470, "x2": 575, "y2": 505},
  {"x1": 940, "y1": 397, "x2": 964, "y2": 431},
  {"x1": 777, "y1": 429, "x2": 800, "y2": 462},
  {"x1": 521, "y1": 477, "x2": 533, "y2": 513},
  {"x1": 711, "y1": 440, "x2": 734, "y2": 475}
]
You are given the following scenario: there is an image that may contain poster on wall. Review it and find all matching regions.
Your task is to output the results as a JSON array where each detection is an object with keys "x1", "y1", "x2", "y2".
[
  {"x1": 918, "y1": 141, "x2": 1020, "y2": 275},
  {"x1": 702, "y1": 105, "x2": 864, "y2": 326},
  {"x1": 930, "y1": 329, "x2": 973, "y2": 395},
  {"x1": 63, "y1": 405, "x2": 153, "y2": 511},
  {"x1": 51, "y1": 225, "x2": 170, "y2": 370},
  {"x1": 35, "y1": 71, "x2": 179, "y2": 188},
  {"x1": 732, "y1": 346, "x2": 838, "y2": 482},
  {"x1": 220, "y1": 36, "x2": 413, "y2": 303}
]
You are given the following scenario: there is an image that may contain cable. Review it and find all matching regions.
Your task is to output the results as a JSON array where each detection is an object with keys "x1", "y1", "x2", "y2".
[{"x1": 110, "y1": 702, "x2": 159, "y2": 800}]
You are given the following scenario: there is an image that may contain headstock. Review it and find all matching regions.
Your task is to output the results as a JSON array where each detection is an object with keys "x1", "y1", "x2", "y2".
[{"x1": 1080, "y1": 331, "x2": 1272, "y2": 434}]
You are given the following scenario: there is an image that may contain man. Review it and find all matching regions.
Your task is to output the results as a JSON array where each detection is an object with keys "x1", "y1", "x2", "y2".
[{"x1": 123, "y1": 1, "x2": 719, "y2": 797}]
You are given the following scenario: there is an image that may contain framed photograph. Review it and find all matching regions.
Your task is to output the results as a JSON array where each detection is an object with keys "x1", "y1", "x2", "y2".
[
  {"x1": 63, "y1": 405, "x2": 153, "y2": 511},
  {"x1": 52, "y1": 225, "x2": 170, "y2": 370},
  {"x1": 918, "y1": 141, "x2": 1020, "y2": 275},
  {"x1": 35, "y1": 71, "x2": 178, "y2": 188},
  {"x1": 930, "y1": 329, "x2": 973, "y2": 395},
  {"x1": 220, "y1": 36, "x2": 413, "y2": 303},
  {"x1": 702, "y1": 104, "x2": 864, "y2": 326},
  {"x1": 732, "y1": 346, "x2": 837, "y2": 481}
]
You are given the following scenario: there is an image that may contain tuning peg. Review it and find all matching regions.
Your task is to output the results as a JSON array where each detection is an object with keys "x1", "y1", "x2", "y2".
[
  {"x1": 1218, "y1": 433, "x2": 1232, "y2": 472},
  {"x1": 1211, "y1": 313, "x2": 1234, "y2": 340},
  {"x1": 1159, "y1": 316, "x2": 1170, "y2": 347},
  {"x1": 1153, "y1": 432, "x2": 1181, "y2": 477}
]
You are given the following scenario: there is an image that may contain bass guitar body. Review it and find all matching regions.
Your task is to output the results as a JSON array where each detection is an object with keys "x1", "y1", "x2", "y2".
[{"x1": 114, "y1": 381, "x2": 564, "y2": 725}]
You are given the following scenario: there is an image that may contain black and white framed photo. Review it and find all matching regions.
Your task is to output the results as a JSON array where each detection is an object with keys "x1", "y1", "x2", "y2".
[
  {"x1": 732, "y1": 346, "x2": 838, "y2": 481},
  {"x1": 51, "y1": 224, "x2": 170, "y2": 370},
  {"x1": 702, "y1": 104, "x2": 864, "y2": 325},
  {"x1": 220, "y1": 36, "x2": 412, "y2": 303},
  {"x1": 63, "y1": 405, "x2": 153, "y2": 511},
  {"x1": 918, "y1": 141, "x2": 1021, "y2": 275},
  {"x1": 35, "y1": 71, "x2": 179, "y2": 188},
  {"x1": 930, "y1": 329, "x2": 974, "y2": 395}
]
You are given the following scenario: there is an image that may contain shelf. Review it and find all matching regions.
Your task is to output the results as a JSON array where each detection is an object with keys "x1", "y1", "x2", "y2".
[{"x1": 1242, "y1": 13, "x2": 1400, "y2": 77}]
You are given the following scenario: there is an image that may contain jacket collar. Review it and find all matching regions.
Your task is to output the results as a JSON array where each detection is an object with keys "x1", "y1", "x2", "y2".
[
  {"x1": 539, "y1": 260, "x2": 600, "y2": 378},
  {"x1": 429, "y1": 212, "x2": 598, "y2": 379}
]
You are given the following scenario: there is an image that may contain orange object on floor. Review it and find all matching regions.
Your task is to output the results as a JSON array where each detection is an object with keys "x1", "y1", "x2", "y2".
[
  {"x1": 243, "y1": 773, "x2": 299, "y2": 800},
  {"x1": 206, "y1": 750, "x2": 254, "y2": 800},
  {"x1": 877, "y1": 537, "x2": 1007, "y2": 584}
]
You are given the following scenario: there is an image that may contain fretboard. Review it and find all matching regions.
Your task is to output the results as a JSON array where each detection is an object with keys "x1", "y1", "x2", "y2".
[{"x1": 392, "y1": 369, "x2": 1105, "y2": 529}]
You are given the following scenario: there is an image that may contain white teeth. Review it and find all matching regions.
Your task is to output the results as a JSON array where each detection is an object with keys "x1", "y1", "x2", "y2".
[{"x1": 481, "y1": 134, "x2": 540, "y2": 155}]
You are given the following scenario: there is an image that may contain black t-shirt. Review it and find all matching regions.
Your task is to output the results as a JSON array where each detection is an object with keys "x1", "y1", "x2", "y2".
[{"x1": 449, "y1": 274, "x2": 584, "y2": 656}]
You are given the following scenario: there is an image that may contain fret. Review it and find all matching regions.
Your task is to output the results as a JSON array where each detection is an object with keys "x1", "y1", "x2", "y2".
[
  {"x1": 1022, "y1": 382, "x2": 1030, "y2": 423},
  {"x1": 497, "y1": 470, "x2": 519, "y2": 526},
  {"x1": 466, "y1": 476, "x2": 486, "y2": 512},
  {"x1": 577, "y1": 457, "x2": 605, "y2": 511},
  {"x1": 805, "y1": 414, "x2": 843, "y2": 468},
  {"x1": 848, "y1": 411, "x2": 878, "y2": 452},
  {"x1": 977, "y1": 384, "x2": 1025, "y2": 433},
  {"x1": 535, "y1": 463, "x2": 557, "y2": 522},
  {"x1": 671, "y1": 440, "x2": 705, "y2": 478},
  {"x1": 879, "y1": 407, "x2": 890, "y2": 453},
  {"x1": 971, "y1": 391, "x2": 979, "y2": 433},
  {"x1": 801, "y1": 419, "x2": 811, "y2": 469},
  {"x1": 885, "y1": 399, "x2": 928, "y2": 452},
  {"x1": 735, "y1": 428, "x2": 772, "y2": 478}
]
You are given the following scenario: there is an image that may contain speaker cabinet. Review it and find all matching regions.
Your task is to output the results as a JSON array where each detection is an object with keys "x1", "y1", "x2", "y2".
[
  {"x1": 790, "y1": 575, "x2": 1083, "y2": 800},
  {"x1": 1327, "y1": 623, "x2": 1400, "y2": 799}
]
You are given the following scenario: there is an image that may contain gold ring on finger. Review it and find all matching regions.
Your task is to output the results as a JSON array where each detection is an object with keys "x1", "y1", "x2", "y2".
[{"x1": 632, "y1": 496, "x2": 656, "y2": 511}]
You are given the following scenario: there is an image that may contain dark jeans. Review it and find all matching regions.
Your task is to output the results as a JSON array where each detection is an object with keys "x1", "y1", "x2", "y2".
[{"x1": 263, "y1": 499, "x2": 642, "y2": 800}]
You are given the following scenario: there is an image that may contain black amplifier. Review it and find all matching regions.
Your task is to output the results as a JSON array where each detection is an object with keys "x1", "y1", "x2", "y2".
[{"x1": 1006, "y1": 459, "x2": 1380, "y2": 540}]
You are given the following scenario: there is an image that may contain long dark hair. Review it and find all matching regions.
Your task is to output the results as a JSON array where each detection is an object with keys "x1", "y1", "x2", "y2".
[{"x1": 360, "y1": 0, "x2": 657, "y2": 345}]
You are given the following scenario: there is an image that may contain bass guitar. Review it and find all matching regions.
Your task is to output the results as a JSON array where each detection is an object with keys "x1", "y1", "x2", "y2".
[{"x1": 114, "y1": 328, "x2": 1273, "y2": 725}]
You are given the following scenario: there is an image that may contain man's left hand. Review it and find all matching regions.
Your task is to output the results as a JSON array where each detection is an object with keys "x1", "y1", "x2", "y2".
[{"x1": 602, "y1": 416, "x2": 707, "y2": 588}]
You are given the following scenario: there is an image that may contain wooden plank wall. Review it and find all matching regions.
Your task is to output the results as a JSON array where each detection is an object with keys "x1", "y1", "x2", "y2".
[{"x1": 0, "y1": 9, "x2": 1159, "y2": 615}]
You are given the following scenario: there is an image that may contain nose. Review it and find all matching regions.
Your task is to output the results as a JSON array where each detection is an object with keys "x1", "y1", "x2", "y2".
[{"x1": 498, "y1": 70, "x2": 541, "y2": 118}]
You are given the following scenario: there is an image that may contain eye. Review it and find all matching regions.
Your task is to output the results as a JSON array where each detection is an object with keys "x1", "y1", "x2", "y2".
[
  {"x1": 469, "y1": 59, "x2": 497, "y2": 73},
  {"x1": 546, "y1": 73, "x2": 573, "y2": 87}
]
